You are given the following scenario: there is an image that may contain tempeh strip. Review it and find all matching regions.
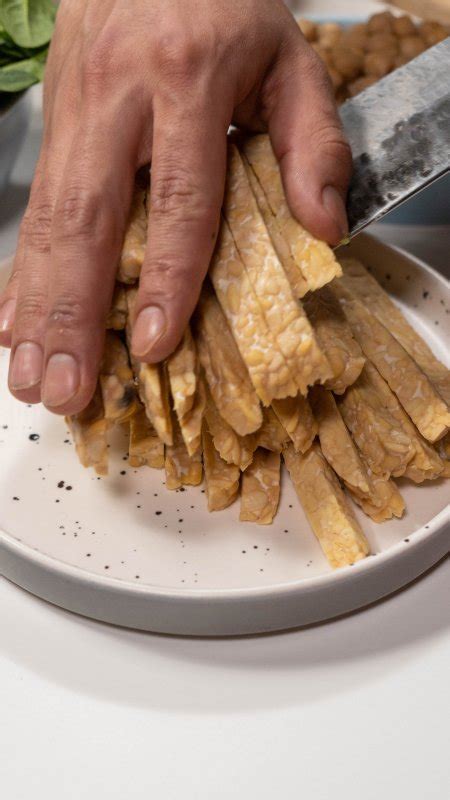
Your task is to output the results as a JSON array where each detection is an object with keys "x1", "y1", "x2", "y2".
[
  {"x1": 196, "y1": 286, "x2": 262, "y2": 435},
  {"x1": 99, "y1": 331, "x2": 139, "y2": 424},
  {"x1": 129, "y1": 408, "x2": 164, "y2": 469},
  {"x1": 204, "y1": 386, "x2": 257, "y2": 470},
  {"x1": 338, "y1": 365, "x2": 415, "y2": 479},
  {"x1": 272, "y1": 395, "x2": 317, "y2": 454},
  {"x1": 304, "y1": 286, "x2": 365, "y2": 394},
  {"x1": 256, "y1": 408, "x2": 289, "y2": 452},
  {"x1": 349, "y1": 472, "x2": 405, "y2": 523},
  {"x1": 240, "y1": 449, "x2": 281, "y2": 524},
  {"x1": 339, "y1": 257, "x2": 450, "y2": 405},
  {"x1": 210, "y1": 218, "x2": 297, "y2": 403},
  {"x1": 106, "y1": 283, "x2": 128, "y2": 331},
  {"x1": 284, "y1": 442, "x2": 370, "y2": 568},
  {"x1": 167, "y1": 327, "x2": 197, "y2": 421},
  {"x1": 66, "y1": 385, "x2": 109, "y2": 476},
  {"x1": 241, "y1": 134, "x2": 341, "y2": 291},
  {"x1": 165, "y1": 418, "x2": 202, "y2": 490},
  {"x1": 178, "y1": 375, "x2": 206, "y2": 456},
  {"x1": 334, "y1": 283, "x2": 450, "y2": 442},
  {"x1": 310, "y1": 386, "x2": 372, "y2": 498},
  {"x1": 117, "y1": 187, "x2": 147, "y2": 284},
  {"x1": 242, "y1": 156, "x2": 309, "y2": 298},
  {"x1": 361, "y1": 362, "x2": 444, "y2": 483},
  {"x1": 224, "y1": 144, "x2": 331, "y2": 396},
  {"x1": 202, "y1": 425, "x2": 240, "y2": 511}
]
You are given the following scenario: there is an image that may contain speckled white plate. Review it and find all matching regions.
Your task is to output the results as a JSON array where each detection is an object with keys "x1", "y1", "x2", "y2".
[{"x1": 0, "y1": 233, "x2": 449, "y2": 635}]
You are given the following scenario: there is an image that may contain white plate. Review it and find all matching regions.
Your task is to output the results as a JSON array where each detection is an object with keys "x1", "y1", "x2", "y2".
[{"x1": 0, "y1": 233, "x2": 449, "y2": 635}]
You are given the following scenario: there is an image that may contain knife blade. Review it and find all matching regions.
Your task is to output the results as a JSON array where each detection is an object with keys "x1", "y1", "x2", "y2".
[{"x1": 340, "y1": 37, "x2": 450, "y2": 237}]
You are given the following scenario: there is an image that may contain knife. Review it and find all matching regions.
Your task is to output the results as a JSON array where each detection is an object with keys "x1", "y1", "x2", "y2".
[{"x1": 340, "y1": 36, "x2": 450, "y2": 237}]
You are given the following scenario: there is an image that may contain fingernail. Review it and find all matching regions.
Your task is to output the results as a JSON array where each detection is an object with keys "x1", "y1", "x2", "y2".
[
  {"x1": 42, "y1": 353, "x2": 80, "y2": 408},
  {"x1": 322, "y1": 185, "x2": 348, "y2": 238},
  {"x1": 9, "y1": 341, "x2": 43, "y2": 391},
  {"x1": 132, "y1": 306, "x2": 166, "y2": 358},
  {"x1": 0, "y1": 299, "x2": 15, "y2": 333}
]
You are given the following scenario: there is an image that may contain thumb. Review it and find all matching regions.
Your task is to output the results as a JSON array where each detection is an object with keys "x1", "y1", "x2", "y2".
[{"x1": 265, "y1": 38, "x2": 352, "y2": 245}]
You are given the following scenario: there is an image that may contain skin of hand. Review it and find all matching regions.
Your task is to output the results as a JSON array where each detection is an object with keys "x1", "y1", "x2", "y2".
[{"x1": 0, "y1": 0, "x2": 351, "y2": 416}]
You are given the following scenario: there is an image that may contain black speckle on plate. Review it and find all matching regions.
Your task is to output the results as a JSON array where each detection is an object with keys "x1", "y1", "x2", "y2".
[
  {"x1": 29, "y1": 433, "x2": 40, "y2": 442},
  {"x1": 65, "y1": 485, "x2": 73, "y2": 491},
  {"x1": 423, "y1": 290, "x2": 429, "y2": 299},
  {"x1": 57, "y1": 480, "x2": 65, "y2": 488}
]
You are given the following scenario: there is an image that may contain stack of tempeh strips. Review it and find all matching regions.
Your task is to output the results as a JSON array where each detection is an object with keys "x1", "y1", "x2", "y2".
[{"x1": 66, "y1": 134, "x2": 450, "y2": 571}]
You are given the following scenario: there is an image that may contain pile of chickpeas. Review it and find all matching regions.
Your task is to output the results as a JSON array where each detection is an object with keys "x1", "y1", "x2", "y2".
[{"x1": 298, "y1": 11, "x2": 449, "y2": 104}]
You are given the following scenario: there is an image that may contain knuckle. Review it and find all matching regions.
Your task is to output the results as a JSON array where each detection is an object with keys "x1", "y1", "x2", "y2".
[
  {"x1": 151, "y1": 168, "x2": 214, "y2": 222},
  {"x1": 82, "y1": 30, "x2": 121, "y2": 85},
  {"x1": 21, "y1": 200, "x2": 53, "y2": 255},
  {"x1": 16, "y1": 292, "x2": 47, "y2": 326},
  {"x1": 53, "y1": 188, "x2": 101, "y2": 240},
  {"x1": 155, "y1": 31, "x2": 209, "y2": 77},
  {"x1": 47, "y1": 296, "x2": 90, "y2": 332}
]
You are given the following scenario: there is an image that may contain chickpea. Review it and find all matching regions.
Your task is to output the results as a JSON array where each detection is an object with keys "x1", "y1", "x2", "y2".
[
  {"x1": 392, "y1": 15, "x2": 416, "y2": 38},
  {"x1": 341, "y1": 22, "x2": 369, "y2": 50},
  {"x1": 348, "y1": 75, "x2": 378, "y2": 97},
  {"x1": 331, "y1": 46, "x2": 364, "y2": 80},
  {"x1": 399, "y1": 35, "x2": 426, "y2": 59},
  {"x1": 363, "y1": 50, "x2": 395, "y2": 78},
  {"x1": 418, "y1": 21, "x2": 449, "y2": 47},
  {"x1": 298, "y1": 18, "x2": 317, "y2": 43},
  {"x1": 394, "y1": 53, "x2": 412, "y2": 69},
  {"x1": 367, "y1": 32, "x2": 398, "y2": 54},
  {"x1": 317, "y1": 22, "x2": 342, "y2": 50},
  {"x1": 367, "y1": 12, "x2": 394, "y2": 35}
]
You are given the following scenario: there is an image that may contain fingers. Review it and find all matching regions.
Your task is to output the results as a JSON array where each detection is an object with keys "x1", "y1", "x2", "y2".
[
  {"x1": 0, "y1": 257, "x2": 21, "y2": 349},
  {"x1": 131, "y1": 95, "x2": 230, "y2": 363},
  {"x1": 38, "y1": 110, "x2": 139, "y2": 415},
  {"x1": 266, "y1": 37, "x2": 352, "y2": 245}
]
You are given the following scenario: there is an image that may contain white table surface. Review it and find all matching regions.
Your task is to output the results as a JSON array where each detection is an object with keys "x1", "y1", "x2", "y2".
[{"x1": 1, "y1": 4, "x2": 449, "y2": 797}]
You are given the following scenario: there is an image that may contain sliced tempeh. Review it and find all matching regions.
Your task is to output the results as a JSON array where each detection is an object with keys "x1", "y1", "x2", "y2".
[
  {"x1": 333, "y1": 283, "x2": 450, "y2": 442},
  {"x1": 165, "y1": 418, "x2": 202, "y2": 490},
  {"x1": 310, "y1": 386, "x2": 372, "y2": 498},
  {"x1": 337, "y1": 365, "x2": 415, "y2": 479},
  {"x1": 241, "y1": 134, "x2": 341, "y2": 291},
  {"x1": 204, "y1": 385, "x2": 258, "y2": 470},
  {"x1": 125, "y1": 287, "x2": 173, "y2": 445},
  {"x1": 240, "y1": 449, "x2": 281, "y2": 524},
  {"x1": 129, "y1": 408, "x2": 164, "y2": 469},
  {"x1": 202, "y1": 424, "x2": 240, "y2": 511},
  {"x1": 66, "y1": 385, "x2": 109, "y2": 476},
  {"x1": 196, "y1": 286, "x2": 262, "y2": 435},
  {"x1": 224, "y1": 143, "x2": 331, "y2": 396},
  {"x1": 210, "y1": 218, "x2": 297, "y2": 403},
  {"x1": 117, "y1": 187, "x2": 147, "y2": 284},
  {"x1": 272, "y1": 394, "x2": 317, "y2": 454},
  {"x1": 284, "y1": 442, "x2": 370, "y2": 568},
  {"x1": 106, "y1": 283, "x2": 128, "y2": 331},
  {"x1": 99, "y1": 331, "x2": 139, "y2": 424},
  {"x1": 339, "y1": 257, "x2": 450, "y2": 405},
  {"x1": 178, "y1": 374, "x2": 206, "y2": 456},
  {"x1": 242, "y1": 156, "x2": 309, "y2": 298},
  {"x1": 256, "y1": 408, "x2": 289, "y2": 452},
  {"x1": 349, "y1": 472, "x2": 405, "y2": 523},
  {"x1": 303, "y1": 286, "x2": 365, "y2": 394},
  {"x1": 167, "y1": 327, "x2": 197, "y2": 421}
]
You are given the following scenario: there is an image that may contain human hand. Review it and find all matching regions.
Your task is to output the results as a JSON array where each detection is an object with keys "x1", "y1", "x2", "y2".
[{"x1": 0, "y1": 0, "x2": 351, "y2": 415}]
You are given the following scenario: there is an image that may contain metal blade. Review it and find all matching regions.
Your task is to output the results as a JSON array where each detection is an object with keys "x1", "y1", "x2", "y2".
[{"x1": 340, "y1": 37, "x2": 450, "y2": 236}]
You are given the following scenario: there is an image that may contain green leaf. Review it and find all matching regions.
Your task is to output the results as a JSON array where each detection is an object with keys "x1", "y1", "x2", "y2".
[
  {"x1": 0, "y1": 52, "x2": 45, "y2": 90},
  {"x1": 0, "y1": 0, "x2": 56, "y2": 49}
]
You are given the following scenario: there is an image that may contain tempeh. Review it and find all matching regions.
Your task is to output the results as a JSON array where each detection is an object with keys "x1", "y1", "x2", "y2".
[
  {"x1": 167, "y1": 327, "x2": 197, "y2": 421},
  {"x1": 284, "y1": 442, "x2": 370, "y2": 568},
  {"x1": 178, "y1": 374, "x2": 206, "y2": 456},
  {"x1": 202, "y1": 425, "x2": 240, "y2": 511},
  {"x1": 256, "y1": 408, "x2": 289, "y2": 452},
  {"x1": 224, "y1": 143, "x2": 331, "y2": 396},
  {"x1": 99, "y1": 331, "x2": 139, "y2": 424},
  {"x1": 240, "y1": 449, "x2": 281, "y2": 524},
  {"x1": 165, "y1": 418, "x2": 202, "y2": 490},
  {"x1": 129, "y1": 408, "x2": 164, "y2": 469},
  {"x1": 241, "y1": 134, "x2": 341, "y2": 291},
  {"x1": 204, "y1": 386, "x2": 257, "y2": 470},
  {"x1": 106, "y1": 283, "x2": 128, "y2": 331},
  {"x1": 117, "y1": 187, "x2": 147, "y2": 284},
  {"x1": 304, "y1": 286, "x2": 365, "y2": 394},
  {"x1": 339, "y1": 257, "x2": 450, "y2": 405},
  {"x1": 66, "y1": 385, "x2": 109, "y2": 476},
  {"x1": 196, "y1": 286, "x2": 263, "y2": 435},
  {"x1": 272, "y1": 394, "x2": 317, "y2": 454},
  {"x1": 210, "y1": 217, "x2": 298, "y2": 403},
  {"x1": 334, "y1": 283, "x2": 450, "y2": 442}
]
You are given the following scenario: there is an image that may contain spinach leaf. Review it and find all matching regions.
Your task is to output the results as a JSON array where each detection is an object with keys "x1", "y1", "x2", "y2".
[
  {"x1": 0, "y1": 50, "x2": 46, "y2": 90},
  {"x1": 0, "y1": 0, "x2": 56, "y2": 49}
]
